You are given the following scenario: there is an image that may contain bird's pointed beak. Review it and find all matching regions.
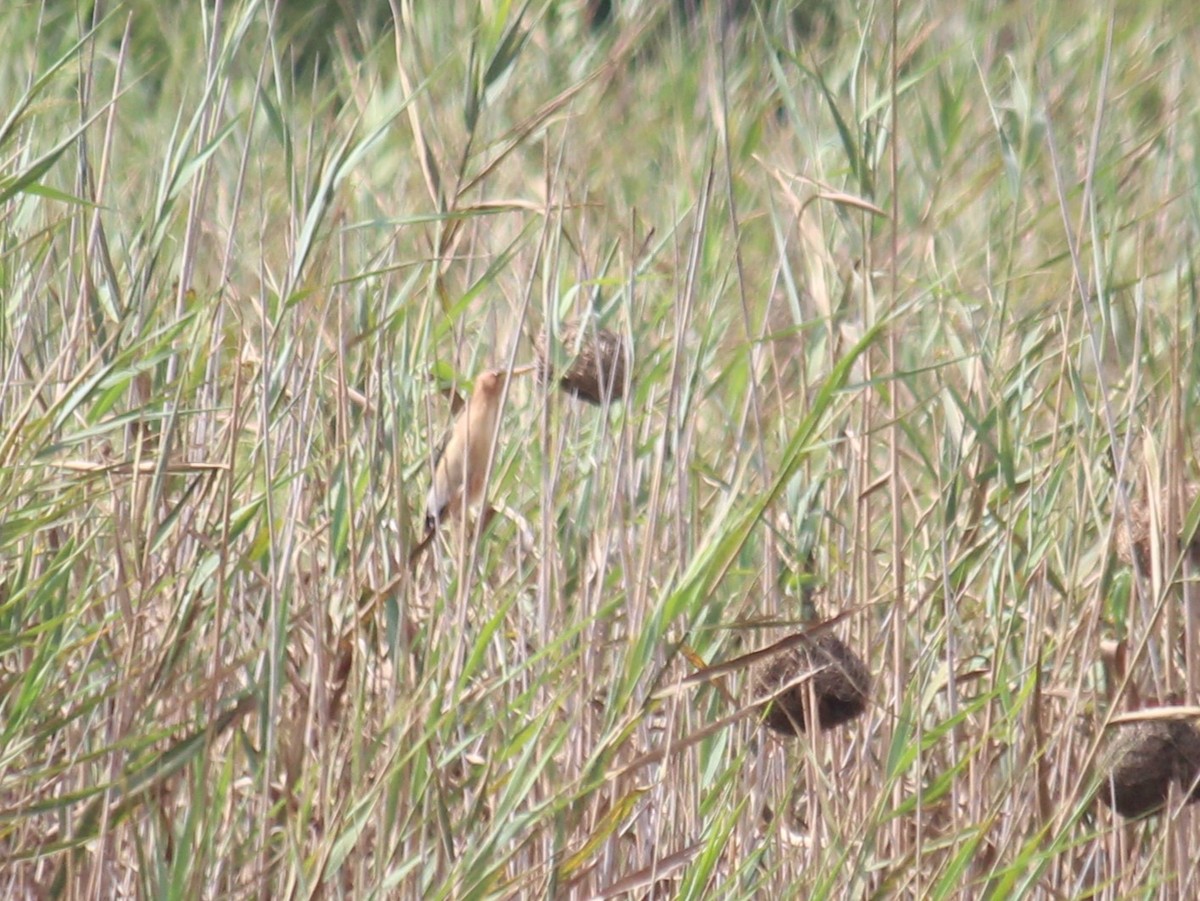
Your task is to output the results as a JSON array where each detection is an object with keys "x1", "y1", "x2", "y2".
[{"x1": 505, "y1": 363, "x2": 537, "y2": 378}]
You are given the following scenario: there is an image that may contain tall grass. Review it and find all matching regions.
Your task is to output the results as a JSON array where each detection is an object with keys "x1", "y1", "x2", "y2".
[{"x1": 1, "y1": 0, "x2": 1199, "y2": 897}]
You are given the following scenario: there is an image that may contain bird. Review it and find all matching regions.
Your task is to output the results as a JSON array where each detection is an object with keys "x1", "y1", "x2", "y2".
[{"x1": 423, "y1": 365, "x2": 533, "y2": 533}]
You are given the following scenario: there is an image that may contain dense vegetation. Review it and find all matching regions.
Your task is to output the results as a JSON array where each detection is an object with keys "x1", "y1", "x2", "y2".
[{"x1": 2, "y1": 0, "x2": 1199, "y2": 896}]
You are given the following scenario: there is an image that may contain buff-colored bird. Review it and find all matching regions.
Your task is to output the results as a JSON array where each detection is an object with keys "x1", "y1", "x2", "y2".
[{"x1": 423, "y1": 365, "x2": 532, "y2": 532}]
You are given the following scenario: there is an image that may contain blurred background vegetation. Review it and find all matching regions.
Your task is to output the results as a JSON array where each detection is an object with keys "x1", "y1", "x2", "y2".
[{"x1": 3, "y1": 0, "x2": 1200, "y2": 897}]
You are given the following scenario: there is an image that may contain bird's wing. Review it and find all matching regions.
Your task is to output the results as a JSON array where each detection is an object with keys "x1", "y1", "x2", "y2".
[
  {"x1": 430, "y1": 430, "x2": 449, "y2": 467},
  {"x1": 425, "y1": 426, "x2": 466, "y2": 527}
]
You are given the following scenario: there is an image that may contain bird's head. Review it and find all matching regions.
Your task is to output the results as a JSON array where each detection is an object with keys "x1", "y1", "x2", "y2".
[
  {"x1": 474, "y1": 369, "x2": 504, "y2": 398},
  {"x1": 473, "y1": 364, "x2": 536, "y2": 399}
]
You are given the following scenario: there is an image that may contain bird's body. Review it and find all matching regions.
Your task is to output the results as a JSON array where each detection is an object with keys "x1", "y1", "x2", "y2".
[{"x1": 424, "y1": 370, "x2": 507, "y2": 531}]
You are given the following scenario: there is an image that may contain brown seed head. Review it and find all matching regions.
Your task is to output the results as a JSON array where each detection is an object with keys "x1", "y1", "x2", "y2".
[
  {"x1": 755, "y1": 634, "x2": 870, "y2": 735},
  {"x1": 535, "y1": 320, "x2": 629, "y2": 405},
  {"x1": 1096, "y1": 718, "x2": 1200, "y2": 818},
  {"x1": 1115, "y1": 482, "x2": 1200, "y2": 570}
]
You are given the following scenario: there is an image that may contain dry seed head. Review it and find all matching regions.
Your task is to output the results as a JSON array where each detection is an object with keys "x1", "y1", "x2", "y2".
[
  {"x1": 1114, "y1": 482, "x2": 1200, "y2": 570},
  {"x1": 534, "y1": 320, "x2": 629, "y2": 405},
  {"x1": 755, "y1": 634, "x2": 870, "y2": 736},
  {"x1": 1096, "y1": 718, "x2": 1200, "y2": 818}
]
